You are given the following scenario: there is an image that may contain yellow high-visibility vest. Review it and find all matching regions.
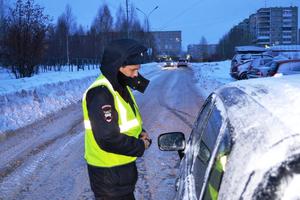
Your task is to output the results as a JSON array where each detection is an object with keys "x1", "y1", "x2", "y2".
[{"x1": 82, "y1": 74, "x2": 143, "y2": 167}]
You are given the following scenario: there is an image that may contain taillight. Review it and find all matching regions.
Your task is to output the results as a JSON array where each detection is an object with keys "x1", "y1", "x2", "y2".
[
  {"x1": 268, "y1": 71, "x2": 276, "y2": 76},
  {"x1": 256, "y1": 71, "x2": 262, "y2": 76}
]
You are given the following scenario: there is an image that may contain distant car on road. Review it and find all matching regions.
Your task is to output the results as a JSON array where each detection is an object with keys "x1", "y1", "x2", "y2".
[
  {"x1": 161, "y1": 59, "x2": 176, "y2": 68},
  {"x1": 158, "y1": 75, "x2": 300, "y2": 200},
  {"x1": 177, "y1": 59, "x2": 189, "y2": 67}
]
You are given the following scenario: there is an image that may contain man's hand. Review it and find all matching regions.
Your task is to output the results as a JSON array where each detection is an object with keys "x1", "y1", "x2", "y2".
[
  {"x1": 140, "y1": 131, "x2": 151, "y2": 149},
  {"x1": 142, "y1": 138, "x2": 151, "y2": 149},
  {"x1": 140, "y1": 131, "x2": 150, "y2": 140}
]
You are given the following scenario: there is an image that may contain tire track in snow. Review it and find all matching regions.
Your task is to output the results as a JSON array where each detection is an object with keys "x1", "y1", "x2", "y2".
[
  {"x1": 135, "y1": 157, "x2": 152, "y2": 200},
  {"x1": 158, "y1": 99, "x2": 194, "y2": 129},
  {"x1": 0, "y1": 120, "x2": 83, "y2": 199},
  {"x1": 0, "y1": 117, "x2": 82, "y2": 182}
]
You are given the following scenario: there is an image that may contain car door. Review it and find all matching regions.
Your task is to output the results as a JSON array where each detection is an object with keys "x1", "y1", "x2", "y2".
[
  {"x1": 177, "y1": 94, "x2": 227, "y2": 199},
  {"x1": 175, "y1": 95, "x2": 215, "y2": 200},
  {"x1": 201, "y1": 124, "x2": 232, "y2": 200},
  {"x1": 192, "y1": 104, "x2": 224, "y2": 198}
]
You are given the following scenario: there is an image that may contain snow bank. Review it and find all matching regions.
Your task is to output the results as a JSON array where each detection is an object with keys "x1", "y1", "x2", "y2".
[
  {"x1": 0, "y1": 63, "x2": 160, "y2": 135},
  {"x1": 0, "y1": 68, "x2": 99, "y2": 135},
  {"x1": 190, "y1": 61, "x2": 234, "y2": 97}
]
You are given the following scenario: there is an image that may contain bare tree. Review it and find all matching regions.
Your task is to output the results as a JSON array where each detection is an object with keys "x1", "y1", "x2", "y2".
[
  {"x1": 4, "y1": 0, "x2": 50, "y2": 78},
  {"x1": 59, "y1": 4, "x2": 76, "y2": 65},
  {"x1": 90, "y1": 3, "x2": 113, "y2": 58},
  {"x1": 216, "y1": 26, "x2": 254, "y2": 60},
  {"x1": 92, "y1": 4, "x2": 113, "y2": 34},
  {"x1": 0, "y1": 0, "x2": 7, "y2": 63},
  {"x1": 114, "y1": 5, "x2": 127, "y2": 34},
  {"x1": 199, "y1": 36, "x2": 208, "y2": 61}
]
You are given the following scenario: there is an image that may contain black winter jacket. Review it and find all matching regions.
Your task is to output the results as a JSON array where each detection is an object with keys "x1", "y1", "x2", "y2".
[{"x1": 86, "y1": 39, "x2": 149, "y2": 198}]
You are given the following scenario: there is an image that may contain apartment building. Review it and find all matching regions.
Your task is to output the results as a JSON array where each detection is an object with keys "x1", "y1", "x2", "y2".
[
  {"x1": 252, "y1": 6, "x2": 298, "y2": 46},
  {"x1": 151, "y1": 31, "x2": 182, "y2": 57},
  {"x1": 187, "y1": 44, "x2": 217, "y2": 60}
]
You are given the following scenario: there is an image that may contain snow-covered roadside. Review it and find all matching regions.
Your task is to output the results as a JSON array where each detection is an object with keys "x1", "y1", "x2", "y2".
[
  {"x1": 0, "y1": 61, "x2": 232, "y2": 135},
  {"x1": 0, "y1": 63, "x2": 160, "y2": 135},
  {"x1": 190, "y1": 60, "x2": 234, "y2": 98},
  {"x1": 0, "y1": 68, "x2": 99, "y2": 135}
]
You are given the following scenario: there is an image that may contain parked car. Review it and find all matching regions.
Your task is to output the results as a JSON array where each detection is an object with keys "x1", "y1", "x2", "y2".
[
  {"x1": 177, "y1": 59, "x2": 189, "y2": 67},
  {"x1": 230, "y1": 60, "x2": 251, "y2": 80},
  {"x1": 230, "y1": 54, "x2": 272, "y2": 80},
  {"x1": 266, "y1": 59, "x2": 300, "y2": 77},
  {"x1": 247, "y1": 57, "x2": 273, "y2": 78},
  {"x1": 158, "y1": 75, "x2": 300, "y2": 200}
]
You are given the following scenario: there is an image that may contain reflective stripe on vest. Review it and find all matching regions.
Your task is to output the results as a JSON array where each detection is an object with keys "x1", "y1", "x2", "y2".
[
  {"x1": 82, "y1": 74, "x2": 143, "y2": 167},
  {"x1": 203, "y1": 154, "x2": 226, "y2": 200}
]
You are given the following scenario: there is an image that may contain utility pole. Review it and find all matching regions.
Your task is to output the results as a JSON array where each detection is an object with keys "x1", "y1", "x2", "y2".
[
  {"x1": 0, "y1": 0, "x2": 3, "y2": 22},
  {"x1": 126, "y1": 0, "x2": 129, "y2": 38},
  {"x1": 264, "y1": 0, "x2": 267, "y2": 8},
  {"x1": 0, "y1": 0, "x2": 4, "y2": 47}
]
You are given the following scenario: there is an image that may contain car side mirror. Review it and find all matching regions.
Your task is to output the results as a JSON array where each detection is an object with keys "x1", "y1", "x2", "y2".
[
  {"x1": 158, "y1": 132, "x2": 186, "y2": 159},
  {"x1": 158, "y1": 132, "x2": 185, "y2": 151}
]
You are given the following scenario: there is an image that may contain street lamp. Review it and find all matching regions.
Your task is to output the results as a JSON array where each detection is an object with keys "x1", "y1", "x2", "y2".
[
  {"x1": 136, "y1": 6, "x2": 158, "y2": 59},
  {"x1": 136, "y1": 6, "x2": 158, "y2": 33}
]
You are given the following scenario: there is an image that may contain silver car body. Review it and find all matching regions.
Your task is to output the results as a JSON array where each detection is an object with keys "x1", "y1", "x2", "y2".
[{"x1": 175, "y1": 75, "x2": 300, "y2": 200}]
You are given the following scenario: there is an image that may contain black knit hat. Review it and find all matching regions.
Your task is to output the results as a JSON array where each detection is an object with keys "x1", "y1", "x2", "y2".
[
  {"x1": 123, "y1": 51, "x2": 146, "y2": 66},
  {"x1": 101, "y1": 39, "x2": 147, "y2": 69},
  {"x1": 100, "y1": 39, "x2": 148, "y2": 91}
]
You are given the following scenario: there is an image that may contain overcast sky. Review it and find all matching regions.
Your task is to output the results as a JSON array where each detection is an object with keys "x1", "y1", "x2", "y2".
[{"x1": 30, "y1": 0, "x2": 300, "y2": 49}]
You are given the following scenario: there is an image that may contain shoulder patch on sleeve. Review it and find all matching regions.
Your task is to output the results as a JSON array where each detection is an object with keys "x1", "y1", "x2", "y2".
[{"x1": 101, "y1": 105, "x2": 113, "y2": 123}]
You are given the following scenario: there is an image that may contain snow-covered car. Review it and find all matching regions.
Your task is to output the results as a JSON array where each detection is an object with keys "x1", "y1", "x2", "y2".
[
  {"x1": 230, "y1": 60, "x2": 251, "y2": 80},
  {"x1": 177, "y1": 59, "x2": 189, "y2": 67},
  {"x1": 246, "y1": 57, "x2": 273, "y2": 78},
  {"x1": 230, "y1": 54, "x2": 272, "y2": 80},
  {"x1": 266, "y1": 59, "x2": 300, "y2": 77},
  {"x1": 158, "y1": 75, "x2": 300, "y2": 200}
]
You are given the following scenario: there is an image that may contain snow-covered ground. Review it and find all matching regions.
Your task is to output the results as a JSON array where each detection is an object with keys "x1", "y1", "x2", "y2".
[
  {"x1": 190, "y1": 60, "x2": 234, "y2": 97},
  {"x1": 0, "y1": 61, "x2": 232, "y2": 135},
  {"x1": 1, "y1": 61, "x2": 300, "y2": 199}
]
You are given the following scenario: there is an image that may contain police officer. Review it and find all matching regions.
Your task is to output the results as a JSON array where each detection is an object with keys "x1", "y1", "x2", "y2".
[{"x1": 82, "y1": 39, "x2": 151, "y2": 200}]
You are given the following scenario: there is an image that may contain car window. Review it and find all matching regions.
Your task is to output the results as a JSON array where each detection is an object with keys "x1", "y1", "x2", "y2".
[
  {"x1": 252, "y1": 59, "x2": 260, "y2": 67},
  {"x1": 201, "y1": 106, "x2": 223, "y2": 150},
  {"x1": 262, "y1": 59, "x2": 272, "y2": 65},
  {"x1": 251, "y1": 55, "x2": 261, "y2": 59},
  {"x1": 290, "y1": 62, "x2": 300, "y2": 71},
  {"x1": 192, "y1": 104, "x2": 224, "y2": 198},
  {"x1": 191, "y1": 97, "x2": 214, "y2": 146},
  {"x1": 265, "y1": 61, "x2": 273, "y2": 67},
  {"x1": 277, "y1": 63, "x2": 290, "y2": 74},
  {"x1": 202, "y1": 124, "x2": 232, "y2": 200},
  {"x1": 241, "y1": 54, "x2": 251, "y2": 60}
]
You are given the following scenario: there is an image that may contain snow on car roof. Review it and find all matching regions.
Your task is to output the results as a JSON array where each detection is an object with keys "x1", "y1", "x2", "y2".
[
  {"x1": 216, "y1": 74, "x2": 300, "y2": 199},
  {"x1": 220, "y1": 74, "x2": 300, "y2": 134},
  {"x1": 269, "y1": 45, "x2": 300, "y2": 52},
  {"x1": 235, "y1": 46, "x2": 266, "y2": 53}
]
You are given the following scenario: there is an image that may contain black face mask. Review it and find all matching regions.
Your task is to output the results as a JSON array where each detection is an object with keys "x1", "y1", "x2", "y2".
[{"x1": 118, "y1": 72, "x2": 150, "y2": 93}]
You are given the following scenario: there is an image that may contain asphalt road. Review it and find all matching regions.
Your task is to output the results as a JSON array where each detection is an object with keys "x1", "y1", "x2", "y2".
[{"x1": 0, "y1": 66, "x2": 204, "y2": 200}]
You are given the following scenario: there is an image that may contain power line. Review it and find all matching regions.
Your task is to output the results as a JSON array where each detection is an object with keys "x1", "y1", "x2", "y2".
[{"x1": 158, "y1": 0, "x2": 204, "y2": 31}]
